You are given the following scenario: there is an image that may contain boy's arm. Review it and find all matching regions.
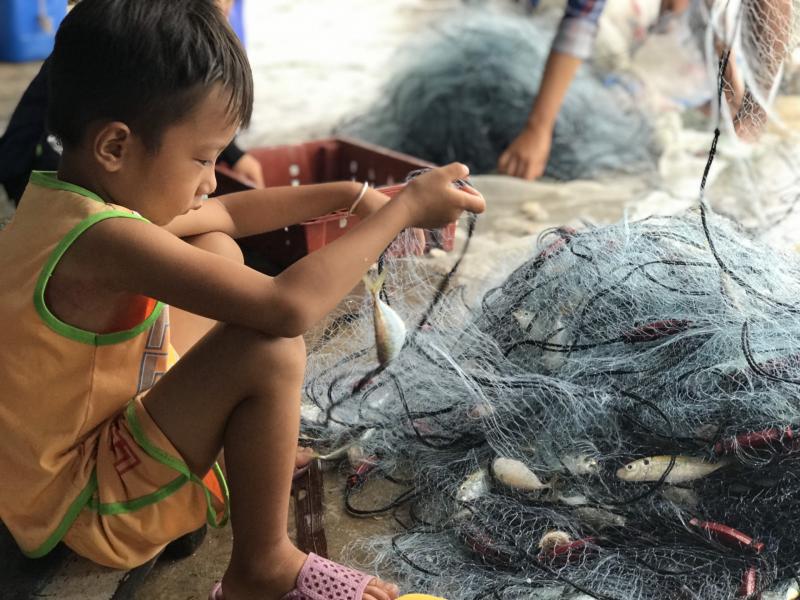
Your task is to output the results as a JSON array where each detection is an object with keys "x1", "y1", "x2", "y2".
[
  {"x1": 163, "y1": 181, "x2": 388, "y2": 239},
  {"x1": 73, "y1": 165, "x2": 484, "y2": 338}
]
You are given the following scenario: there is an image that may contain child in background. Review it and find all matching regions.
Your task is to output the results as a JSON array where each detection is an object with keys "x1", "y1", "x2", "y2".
[
  {"x1": 0, "y1": 2, "x2": 485, "y2": 600},
  {"x1": 498, "y1": 0, "x2": 786, "y2": 180}
]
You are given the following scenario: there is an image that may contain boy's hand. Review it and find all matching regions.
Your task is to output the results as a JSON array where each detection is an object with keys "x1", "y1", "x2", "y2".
[{"x1": 396, "y1": 163, "x2": 485, "y2": 229}]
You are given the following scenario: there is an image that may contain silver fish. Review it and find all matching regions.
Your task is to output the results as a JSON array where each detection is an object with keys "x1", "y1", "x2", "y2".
[
  {"x1": 457, "y1": 468, "x2": 489, "y2": 503},
  {"x1": 720, "y1": 271, "x2": 747, "y2": 312},
  {"x1": 762, "y1": 578, "x2": 799, "y2": 600},
  {"x1": 346, "y1": 429, "x2": 376, "y2": 467},
  {"x1": 492, "y1": 457, "x2": 549, "y2": 491},
  {"x1": 575, "y1": 507, "x2": 626, "y2": 529},
  {"x1": 556, "y1": 493, "x2": 588, "y2": 506},
  {"x1": 365, "y1": 272, "x2": 407, "y2": 366},
  {"x1": 313, "y1": 428, "x2": 375, "y2": 462},
  {"x1": 787, "y1": 580, "x2": 800, "y2": 600},
  {"x1": 616, "y1": 455, "x2": 732, "y2": 484},
  {"x1": 561, "y1": 453, "x2": 599, "y2": 476}
]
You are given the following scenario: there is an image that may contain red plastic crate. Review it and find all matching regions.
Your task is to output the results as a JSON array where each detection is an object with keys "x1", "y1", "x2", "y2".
[{"x1": 213, "y1": 137, "x2": 456, "y2": 274}]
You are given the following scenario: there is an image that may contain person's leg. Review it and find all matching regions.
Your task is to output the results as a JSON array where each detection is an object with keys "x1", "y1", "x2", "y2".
[
  {"x1": 171, "y1": 231, "x2": 314, "y2": 471},
  {"x1": 142, "y1": 325, "x2": 398, "y2": 600}
]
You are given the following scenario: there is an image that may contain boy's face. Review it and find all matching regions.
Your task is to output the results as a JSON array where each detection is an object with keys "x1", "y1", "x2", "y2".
[{"x1": 117, "y1": 87, "x2": 238, "y2": 226}]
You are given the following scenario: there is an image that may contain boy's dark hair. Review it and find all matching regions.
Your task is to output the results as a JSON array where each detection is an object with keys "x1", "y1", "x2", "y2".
[{"x1": 48, "y1": 0, "x2": 253, "y2": 152}]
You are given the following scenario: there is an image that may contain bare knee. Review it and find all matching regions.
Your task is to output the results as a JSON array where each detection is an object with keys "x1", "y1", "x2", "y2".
[
  {"x1": 222, "y1": 326, "x2": 306, "y2": 386},
  {"x1": 183, "y1": 231, "x2": 244, "y2": 264}
]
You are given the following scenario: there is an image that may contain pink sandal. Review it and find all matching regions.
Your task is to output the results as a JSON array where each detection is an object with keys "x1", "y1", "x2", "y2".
[{"x1": 208, "y1": 552, "x2": 375, "y2": 600}]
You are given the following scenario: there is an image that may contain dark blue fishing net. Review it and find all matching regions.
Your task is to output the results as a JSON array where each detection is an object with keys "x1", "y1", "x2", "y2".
[{"x1": 339, "y1": 9, "x2": 659, "y2": 180}]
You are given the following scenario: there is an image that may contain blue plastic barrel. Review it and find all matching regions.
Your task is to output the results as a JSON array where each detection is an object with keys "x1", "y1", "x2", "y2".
[
  {"x1": 228, "y1": 0, "x2": 246, "y2": 48},
  {"x1": 0, "y1": 0, "x2": 67, "y2": 63}
]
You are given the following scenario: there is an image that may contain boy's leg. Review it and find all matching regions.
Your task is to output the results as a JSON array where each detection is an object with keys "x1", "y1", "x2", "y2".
[
  {"x1": 170, "y1": 231, "x2": 314, "y2": 470},
  {"x1": 142, "y1": 325, "x2": 397, "y2": 600}
]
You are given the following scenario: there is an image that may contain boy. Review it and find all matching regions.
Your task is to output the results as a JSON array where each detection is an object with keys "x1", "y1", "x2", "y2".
[{"x1": 0, "y1": 1, "x2": 485, "y2": 599}]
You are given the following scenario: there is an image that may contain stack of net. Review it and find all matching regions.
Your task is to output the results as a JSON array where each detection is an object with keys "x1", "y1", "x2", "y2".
[
  {"x1": 338, "y1": 8, "x2": 659, "y2": 180},
  {"x1": 303, "y1": 1, "x2": 800, "y2": 598},
  {"x1": 304, "y1": 209, "x2": 800, "y2": 599}
]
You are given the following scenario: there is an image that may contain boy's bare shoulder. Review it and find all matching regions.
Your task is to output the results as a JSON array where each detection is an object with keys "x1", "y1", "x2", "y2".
[{"x1": 45, "y1": 217, "x2": 175, "y2": 332}]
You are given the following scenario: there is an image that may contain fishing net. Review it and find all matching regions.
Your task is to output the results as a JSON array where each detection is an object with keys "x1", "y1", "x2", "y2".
[
  {"x1": 303, "y1": 1, "x2": 800, "y2": 598},
  {"x1": 305, "y1": 205, "x2": 800, "y2": 599},
  {"x1": 338, "y1": 8, "x2": 659, "y2": 180}
]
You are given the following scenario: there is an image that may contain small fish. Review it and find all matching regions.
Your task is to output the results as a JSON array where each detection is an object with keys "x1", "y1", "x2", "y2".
[
  {"x1": 765, "y1": 579, "x2": 799, "y2": 600},
  {"x1": 492, "y1": 457, "x2": 549, "y2": 492},
  {"x1": 616, "y1": 455, "x2": 732, "y2": 484},
  {"x1": 786, "y1": 579, "x2": 799, "y2": 600},
  {"x1": 466, "y1": 402, "x2": 495, "y2": 419},
  {"x1": 661, "y1": 485, "x2": 699, "y2": 508},
  {"x1": 346, "y1": 429, "x2": 376, "y2": 467},
  {"x1": 312, "y1": 442, "x2": 357, "y2": 462},
  {"x1": 720, "y1": 271, "x2": 747, "y2": 313},
  {"x1": 762, "y1": 578, "x2": 799, "y2": 600},
  {"x1": 313, "y1": 428, "x2": 375, "y2": 462},
  {"x1": 575, "y1": 507, "x2": 626, "y2": 529},
  {"x1": 538, "y1": 530, "x2": 571, "y2": 553},
  {"x1": 512, "y1": 309, "x2": 535, "y2": 331},
  {"x1": 561, "y1": 453, "x2": 599, "y2": 476},
  {"x1": 365, "y1": 272, "x2": 407, "y2": 366},
  {"x1": 457, "y1": 468, "x2": 489, "y2": 503}
]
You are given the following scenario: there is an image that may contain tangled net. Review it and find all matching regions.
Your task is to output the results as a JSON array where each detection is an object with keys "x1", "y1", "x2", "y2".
[
  {"x1": 305, "y1": 2, "x2": 800, "y2": 598},
  {"x1": 339, "y1": 8, "x2": 659, "y2": 180},
  {"x1": 304, "y1": 206, "x2": 800, "y2": 599}
]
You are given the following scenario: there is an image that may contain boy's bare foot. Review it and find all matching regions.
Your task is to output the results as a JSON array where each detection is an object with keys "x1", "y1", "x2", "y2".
[{"x1": 221, "y1": 542, "x2": 400, "y2": 600}]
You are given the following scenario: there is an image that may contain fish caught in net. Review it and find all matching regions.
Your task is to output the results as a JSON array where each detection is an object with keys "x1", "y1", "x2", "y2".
[{"x1": 303, "y1": 203, "x2": 800, "y2": 599}]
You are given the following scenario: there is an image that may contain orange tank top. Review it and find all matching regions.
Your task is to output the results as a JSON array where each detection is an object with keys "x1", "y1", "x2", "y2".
[{"x1": 0, "y1": 172, "x2": 174, "y2": 556}]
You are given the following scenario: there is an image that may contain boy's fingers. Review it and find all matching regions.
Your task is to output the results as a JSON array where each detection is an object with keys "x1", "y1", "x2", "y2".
[
  {"x1": 439, "y1": 162, "x2": 470, "y2": 181},
  {"x1": 513, "y1": 158, "x2": 529, "y2": 179},
  {"x1": 460, "y1": 183, "x2": 482, "y2": 197},
  {"x1": 459, "y1": 188, "x2": 486, "y2": 214}
]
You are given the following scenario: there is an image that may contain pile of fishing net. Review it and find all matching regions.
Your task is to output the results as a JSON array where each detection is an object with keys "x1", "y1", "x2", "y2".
[
  {"x1": 302, "y1": 205, "x2": 800, "y2": 599},
  {"x1": 339, "y1": 8, "x2": 659, "y2": 180},
  {"x1": 302, "y1": 2, "x2": 800, "y2": 598}
]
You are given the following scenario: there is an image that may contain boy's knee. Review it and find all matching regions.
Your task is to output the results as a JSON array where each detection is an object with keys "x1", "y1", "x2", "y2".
[
  {"x1": 268, "y1": 335, "x2": 307, "y2": 374},
  {"x1": 224, "y1": 326, "x2": 306, "y2": 377},
  {"x1": 183, "y1": 231, "x2": 244, "y2": 264}
]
